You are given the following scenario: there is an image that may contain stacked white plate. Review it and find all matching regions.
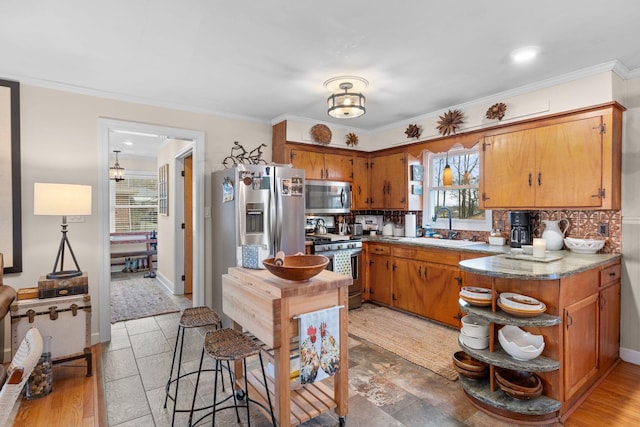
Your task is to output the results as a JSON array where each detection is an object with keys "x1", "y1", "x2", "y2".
[
  {"x1": 460, "y1": 315, "x2": 489, "y2": 349},
  {"x1": 498, "y1": 292, "x2": 546, "y2": 317},
  {"x1": 459, "y1": 286, "x2": 492, "y2": 307}
]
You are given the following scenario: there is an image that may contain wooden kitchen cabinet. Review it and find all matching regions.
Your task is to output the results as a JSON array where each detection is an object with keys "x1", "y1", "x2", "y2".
[
  {"x1": 289, "y1": 148, "x2": 353, "y2": 181},
  {"x1": 367, "y1": 244, "x2": 392, "y2": 305},
  {"x1": 352, "y1": 155, "x2": 372, "y2": 209},
  {"x1": 563, "y1": 292, "x2": 600, "y2": 401},
  {"x1": 392, "y1": 257, "x2": 425, "y2": 315},
  {"x1": 422, "y1": 264, "x2": 461, "y2": 327},
  {"x1": 370, "y1": 153, "x2": 407, "y2": 209},
  {"x1": 480, "y1": 104, "x2": 623, "y2": 210}
]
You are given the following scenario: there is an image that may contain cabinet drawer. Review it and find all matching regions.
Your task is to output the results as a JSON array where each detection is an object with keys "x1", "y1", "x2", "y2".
[
  {"x1": 393, "y1": 246, "x2": 460, "y2": 266},
  {"x1": 600, "y1": 263, "x2": 621, "y2": 287},
  {"x1": 368, "y1": 243, "x2": 390, "y2": 255}
]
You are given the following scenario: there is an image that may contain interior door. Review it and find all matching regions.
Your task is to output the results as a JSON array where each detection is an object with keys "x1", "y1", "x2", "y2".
[{"x1": 183, "y1": 154, "x2": 193, "y2": 294}]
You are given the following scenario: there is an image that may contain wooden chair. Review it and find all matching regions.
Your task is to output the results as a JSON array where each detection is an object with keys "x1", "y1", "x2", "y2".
[{"x1": 0, "y1": 327, "x2": 44, "y2": 426}]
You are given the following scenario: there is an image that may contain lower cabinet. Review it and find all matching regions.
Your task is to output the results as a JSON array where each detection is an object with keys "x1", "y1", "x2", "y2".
[
  {"x1": 564, "y1": 292, "x2": 599, "y2": 401},
  {"x1": 457, "y1": 259, "x2": 621, "y2": 424},
  {"x1": 364, "y1": 242, "x2": 463, "y2": 327}
]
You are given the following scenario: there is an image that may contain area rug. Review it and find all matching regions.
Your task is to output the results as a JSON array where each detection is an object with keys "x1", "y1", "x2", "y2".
[
  {"x1": 348, "y1": 306, "x2": 459, "y2": 381},
  {"x1": 110, "y1": 276, "x2": 180, "y2": 323}
]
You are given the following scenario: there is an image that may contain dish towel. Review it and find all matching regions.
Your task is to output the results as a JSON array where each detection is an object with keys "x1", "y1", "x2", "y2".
[
  {"x1": 297, "y1": 306, "x2": 341, "y2": 384},
  {"x1": 333, "y1": 252, "x2": 352, "y2": 277}
]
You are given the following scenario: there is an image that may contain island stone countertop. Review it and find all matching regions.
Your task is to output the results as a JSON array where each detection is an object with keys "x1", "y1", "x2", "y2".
[
  {"x1": 364, "y1": 236, "x2": 512, "y2": 255},
  {"x1": 458, "y1": 250, "x2": 621, "y2": 280}
]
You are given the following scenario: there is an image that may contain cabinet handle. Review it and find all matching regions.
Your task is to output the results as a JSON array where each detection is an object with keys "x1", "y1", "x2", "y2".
[
  {"x1": 369, "y1": 260, "x2": 374, "y2": 266},
  {"x1": 386, "y1": 260, "x2": 389, "y2": 269},
  {"x1": 538, "y1": 172, "x2": 542, "y2": 186},
  {"x1": 455, "y1": 277, "x2": 462, "y2": 287},
  {"x1": 528, "y1": 173, "x2": 532, "y2": 187},
  {"x1": 423, "y1": 266, "x2": 427, "y2": 280},
  {"x1": 417, "y1": 266, "x2": 422, "y2": 278},
  {"x1": 325, "y1": 168, "x2": 329, "y2": 179},
  {"x1": 566, "y1": 312, "x2": 573, "y2": 329},
  {"x1": 358, "y1": 186, "x2": 362, "y2": 195},
  {"x1": 392, "y1": 263, "x2": 397, "y2": 272}
]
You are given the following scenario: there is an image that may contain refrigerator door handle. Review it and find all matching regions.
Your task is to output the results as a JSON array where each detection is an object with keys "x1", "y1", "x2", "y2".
[{"x1": 275, "y1": 177, "x2": 283, "y2": 253}]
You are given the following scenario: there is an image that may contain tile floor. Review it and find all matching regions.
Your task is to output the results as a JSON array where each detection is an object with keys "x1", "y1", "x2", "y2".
[{"x1": 102, "y1": 280, "x2": 535, "y2": 427}]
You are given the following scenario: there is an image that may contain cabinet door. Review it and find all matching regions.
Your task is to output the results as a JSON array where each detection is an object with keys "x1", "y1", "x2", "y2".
[
  {"x1": 371, "y1": 153, "x2": 407, "y2": 209},
  {"x1": 392, "y1": 258, "x2": 425, "y2": 315},
  {"x1": 423, "y1": 264, "x2": 461, "y2": 327},
  {"x1": 480, "y1": 129, "x2": 536, "y2": 208},
  {"x1": 353, "y1": 156, "x2": 371, "y2": 209},
  {"x1": 368, "y1": 253, "x2": 392, "y2": 305},
  {"x1": 324, "y1": 153, "x2": 353, "y2": 181},
  {"x1": 535, "y1": 117, "x2": 603, "y2": 207},
  {"x1": 564, "y1": 293, "x2": 599, "y2": 400},
  {"x1": 599, "y1": 282, "x2": 621, "y2": 372},
  {"x1": 290, "y1": 149, "x2": 324, "y2": 180}
]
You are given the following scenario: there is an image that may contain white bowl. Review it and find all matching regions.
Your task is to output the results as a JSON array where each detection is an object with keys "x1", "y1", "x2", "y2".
[
  {"x1": 460, "y1": 286, "x2": 492, "y2": 301},
  {"x1": 564, "y1": 237, "x2": 605, "y2": 254},
  {"x1": 498, "y1": 325, "x2": 545, "y2": 361},
  {"x1": 499, "y1": 292, "x2": 544, "y2": 311},
  {"x1": 460, "y1": 331, "x2": 489, "y2": 350},
  {"x1": 461, "y1": 315, "x2": 490, "y2": 336}
]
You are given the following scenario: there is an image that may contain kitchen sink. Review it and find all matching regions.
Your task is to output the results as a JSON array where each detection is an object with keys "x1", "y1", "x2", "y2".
[{"x1": 400, "y1": 237, "x2": 485, "y2": 248}]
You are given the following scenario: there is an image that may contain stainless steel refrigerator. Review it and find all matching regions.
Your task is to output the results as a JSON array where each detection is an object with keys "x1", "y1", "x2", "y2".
[{"x1": 210, "y1": 164, "x2": 306, "y2": 320}]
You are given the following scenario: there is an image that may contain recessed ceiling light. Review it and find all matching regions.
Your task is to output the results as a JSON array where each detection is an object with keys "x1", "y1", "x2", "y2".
[
  {"x1": 510, "y1": 46, "x2": 540, "y2": 63},
  {"x1": 124, "y1": 141, "x2": 133, "y2": 146}
]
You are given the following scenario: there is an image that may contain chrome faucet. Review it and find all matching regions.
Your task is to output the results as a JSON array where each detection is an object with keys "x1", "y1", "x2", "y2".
[{"x1": 432, "y1": 207, "x2": 457, "y2": 239}]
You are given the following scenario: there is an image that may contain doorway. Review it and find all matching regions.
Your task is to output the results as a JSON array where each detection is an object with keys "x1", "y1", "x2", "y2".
[{"x1": 98, "y1": 119, "x2": 205, "y2": 343}]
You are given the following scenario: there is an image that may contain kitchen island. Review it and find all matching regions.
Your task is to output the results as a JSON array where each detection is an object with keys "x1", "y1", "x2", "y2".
[
  {"x1": 222, "y1": 266, "x2": 351, "y2": 427},
  {"x1": 458, "y1": 251, "x2": 621, "y2": 424}
]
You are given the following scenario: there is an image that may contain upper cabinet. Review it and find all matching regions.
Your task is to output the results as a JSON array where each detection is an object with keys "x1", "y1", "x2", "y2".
[
  {"x1": 480, "y1": 104, "x2": 623, "y2": 210},
  {"x1": 370, "y1": 153, "x2": 408, "y2": 209},
  {"x1": 288, "y1": 149, "x2": 353, "y2": 181},
  {"x1": 352, "y1": 155, "x2": 372, "y2": 209}
]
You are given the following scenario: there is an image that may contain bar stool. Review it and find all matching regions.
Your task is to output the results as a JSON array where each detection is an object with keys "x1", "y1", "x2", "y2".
[
  {"x1": 163, "y1": 306, "x2": 223, "y2": 426},
  {"x1": 189, "y1": 328, "x2": 276, "y2": 427}
]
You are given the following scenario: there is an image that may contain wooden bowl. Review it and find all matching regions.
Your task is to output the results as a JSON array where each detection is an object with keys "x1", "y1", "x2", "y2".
[
  {"x1": 262, "y1": 254, "x2": 329, "y2": 281},
  {"x1": 495, "y1": 368, "x2": 542, "y2": 392},
  {"x1": 452, "y1": 351, "x2": 489, "y2": 373}
]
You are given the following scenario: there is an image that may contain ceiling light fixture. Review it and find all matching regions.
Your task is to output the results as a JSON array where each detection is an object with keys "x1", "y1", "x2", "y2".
[
  {"x1": 510, "y1": 46, "x2": 540, "y2": 63},
  {"x1": 109, "y1": 150, "x2": 125, "y2": 182},
  {"x1": 324, "y1": 76, "x2": 368, "y2": 119}
]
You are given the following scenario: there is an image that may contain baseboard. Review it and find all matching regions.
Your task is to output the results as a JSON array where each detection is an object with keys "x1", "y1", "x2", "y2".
[{"x1": 620, "y1": 346, "x2": 640, "y2": 365}]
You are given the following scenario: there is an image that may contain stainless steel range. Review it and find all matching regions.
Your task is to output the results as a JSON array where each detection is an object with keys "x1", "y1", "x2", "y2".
[{"x1": 308, "y1": 235, "x2": 362, "y2": 309}]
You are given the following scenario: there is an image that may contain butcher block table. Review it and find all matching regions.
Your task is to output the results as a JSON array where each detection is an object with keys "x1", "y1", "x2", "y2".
[{"x1": 222, "y1": 266, "x2": 351, "y2": 427}]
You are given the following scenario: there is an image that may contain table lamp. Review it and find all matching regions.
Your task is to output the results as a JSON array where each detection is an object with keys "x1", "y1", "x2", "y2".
[{"x1": 34, "y1": 183, "x2": 92, "y2": 279}]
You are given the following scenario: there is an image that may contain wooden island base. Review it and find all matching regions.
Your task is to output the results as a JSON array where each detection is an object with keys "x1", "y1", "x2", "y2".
[{"x1": 222, "y1": 267, "x2": 351, "y2": 427}]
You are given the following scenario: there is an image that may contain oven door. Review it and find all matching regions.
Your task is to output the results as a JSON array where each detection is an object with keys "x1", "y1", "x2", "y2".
[{"x1": 322, "y1": 249, "x2": 362, "y2": 309}]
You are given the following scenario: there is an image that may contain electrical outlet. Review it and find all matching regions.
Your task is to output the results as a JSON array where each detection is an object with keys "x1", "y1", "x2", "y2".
[
  {"x1": 67, "y1": 216, "x2": 85, "y2": 223},
  {"x1": 498, "y1": 220, "x2": 505, "y2": 231},
  {"x1": 598, "y1": 223, "x2": 609, "y2": 236}
]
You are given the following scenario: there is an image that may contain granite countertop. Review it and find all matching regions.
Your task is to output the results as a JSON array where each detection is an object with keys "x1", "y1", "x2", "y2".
[
  {"x1": 364, "y1": 235, "x2": 511, "y2": 255},
  {"x1": 362, "y1": 236, "x2": 621, "y2": 279},
  {"x1": 458, "y1": 250, "x2": 621, "y2": 280}
]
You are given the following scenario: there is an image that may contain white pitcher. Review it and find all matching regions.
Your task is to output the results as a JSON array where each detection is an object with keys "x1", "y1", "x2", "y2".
[{"x1": 541, "y1": 219, "x2": 569, "y2": 250}]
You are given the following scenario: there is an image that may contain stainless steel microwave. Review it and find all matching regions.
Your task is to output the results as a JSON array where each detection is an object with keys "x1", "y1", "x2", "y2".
[{"x1": 305, "y1": 180, "x2": 352, "y2": 214}]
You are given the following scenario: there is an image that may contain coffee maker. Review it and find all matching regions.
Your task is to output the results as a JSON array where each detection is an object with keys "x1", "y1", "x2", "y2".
[{"x1": 510, "y1": 211, "x2": 531, "y2": 248}]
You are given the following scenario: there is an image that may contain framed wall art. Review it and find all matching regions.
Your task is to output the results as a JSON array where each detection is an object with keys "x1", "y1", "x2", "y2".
[{"x1": 0, "y1": 79, "x2": 22, "y2": 274}]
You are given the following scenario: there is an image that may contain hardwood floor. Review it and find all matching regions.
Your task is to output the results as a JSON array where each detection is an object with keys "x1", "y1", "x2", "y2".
[
  {"x1": 10, "y1": 344, "x2": 106, "y2": 427},
  {"x1": 9, "y1": 345, "x2": 640, "y2": 426}
]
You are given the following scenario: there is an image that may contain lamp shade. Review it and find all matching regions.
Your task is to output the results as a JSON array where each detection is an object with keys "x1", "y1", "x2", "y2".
[{"x1": 34, "y1": 183, "x2": 92, "y2": 216}]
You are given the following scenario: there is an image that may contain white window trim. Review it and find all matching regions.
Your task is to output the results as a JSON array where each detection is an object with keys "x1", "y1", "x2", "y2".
[{"x1": 423, "y1": 146, "x2": 492, "y2": 232}]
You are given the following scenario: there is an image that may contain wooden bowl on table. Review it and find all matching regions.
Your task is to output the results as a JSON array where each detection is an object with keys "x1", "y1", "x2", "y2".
[{"x1": 262, "y1": 254, "x2": 329, "y2": 281}]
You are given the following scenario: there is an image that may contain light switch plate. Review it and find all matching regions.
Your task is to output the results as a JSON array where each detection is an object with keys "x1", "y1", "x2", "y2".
[{"x1": 67, "y1": 216, "x2": 85, "y2": 223}]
